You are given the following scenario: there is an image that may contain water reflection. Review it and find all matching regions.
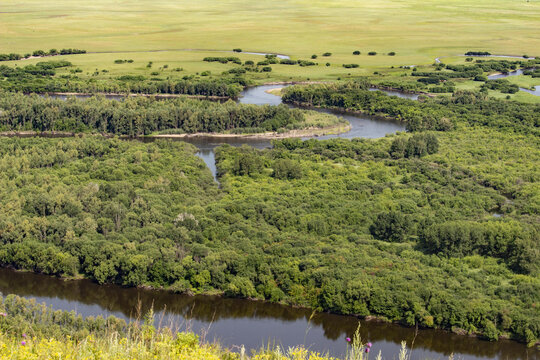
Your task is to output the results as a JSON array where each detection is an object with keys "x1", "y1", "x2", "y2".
[{"x1": 0, "y1": 269, "x2": 536, "y2": 360}]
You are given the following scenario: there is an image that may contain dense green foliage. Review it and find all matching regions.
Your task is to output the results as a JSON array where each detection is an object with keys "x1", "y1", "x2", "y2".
[
  {"x1": 0, "y1": 136, "x2": 218, "y2": 282},
  {"x1": 0, "y1": 129, "x2": 537, "y2": 344},
  {"x1": 0, "y1": 92, "x2": 306, "y2": 135},
  {"x1": 482, "y1": 79, "x2": 520, "y2": 94},
  {"x1": 419, "y1": 220, "x2": 538, "y2": 274},
  {"x1": 0, "y1": 75, "x2": 537, "y2": 346},
  {"x1": 281, "y1": 82, "x2": 540, "y2": 134}
]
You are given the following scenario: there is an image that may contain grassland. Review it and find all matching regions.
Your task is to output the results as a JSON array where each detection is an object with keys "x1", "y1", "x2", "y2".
[{"x1": 1, "y1": 0, "x2": 539, "y2": 82}]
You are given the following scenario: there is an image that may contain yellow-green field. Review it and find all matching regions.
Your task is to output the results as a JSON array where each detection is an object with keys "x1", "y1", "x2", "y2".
[{"x1": 1, "y1": 0, "x2": 539, "y2": 66}]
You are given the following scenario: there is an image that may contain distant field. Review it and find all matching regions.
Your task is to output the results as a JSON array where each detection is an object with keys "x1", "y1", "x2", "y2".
[
  {"x1": 1, "y1": 0, "x2": 539, "y2": 90},
  {"x1": 2, "y1": 0, "x2": 539, "y2": 60}
]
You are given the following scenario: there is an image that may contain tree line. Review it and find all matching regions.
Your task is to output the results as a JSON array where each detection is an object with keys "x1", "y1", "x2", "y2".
[
  {"x1": 0, "y1": 48, "x2": 86, "y2": 61},
  {"x1": 281, "y1": 82, "x2": 540, "y2": 135},
  {"x1": 0, "y1": 91, "x2": 306, "y2": 135}
]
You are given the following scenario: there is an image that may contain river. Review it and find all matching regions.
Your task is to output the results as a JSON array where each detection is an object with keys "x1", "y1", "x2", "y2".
[
  {"x1": 183, "y1": 84, "x2": 406, "y2": 179},
  {"x1": 487, "y1": 69, "x2": 540, "y2": 96},
  {"x1": 0, "y1": 268, "x2": 536, "y2": 360}
]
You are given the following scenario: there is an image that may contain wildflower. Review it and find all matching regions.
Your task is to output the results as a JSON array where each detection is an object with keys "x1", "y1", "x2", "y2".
[
  {"x1": 0, "y1": 313, "x2": 6, "y2": 317},
  {"x1": 21, "y1": 341, "x2": 26, "y2": 346},
  {"x1": 365, "y1": 347, "x2": 370, "y2": 353},
  {"x1": 22, "y1": 334, "x2": 26, "y2": 338},
  {"x1": 367, "y1": 342, "x2": 372, "y2": 347},
  {"x1": 346, "y1": 337, "x2": 351, "y2": 342}
]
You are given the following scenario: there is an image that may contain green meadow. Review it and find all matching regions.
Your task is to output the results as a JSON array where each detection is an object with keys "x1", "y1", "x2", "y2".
[{"x1": 1, "y1": 0, "x2": 539, "y2": 80}]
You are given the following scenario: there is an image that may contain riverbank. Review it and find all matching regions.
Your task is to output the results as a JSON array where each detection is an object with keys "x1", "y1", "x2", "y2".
[
  {"x1": 0, "y1": 292, "x2": 401, "y2": 360},
  {"x1": 0, "y1": 120, "x2": 350, "y2": 142},
  {"x1": 0, "y1": 267, "x2": 537, "y2": 360},
  {"x1": 152, "y1": 123, "x2": 351, "y2": 140}
]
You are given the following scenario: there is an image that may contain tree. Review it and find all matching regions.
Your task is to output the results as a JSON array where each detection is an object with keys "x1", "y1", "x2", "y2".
[{"x1": 370, "y1": 211, "x2": 411, "y2": 242}]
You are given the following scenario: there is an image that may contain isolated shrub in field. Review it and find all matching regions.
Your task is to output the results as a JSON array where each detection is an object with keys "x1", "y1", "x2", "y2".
[
  {"x1": 368, "y1": 51, "x2": 377, "y2": 56},
  {"x1": 388, "y1": 52, "x2": 396, "y2": 56},
  {"x1": 233, "y1": 48, "x2": 242, "y2": 52},
  {"x1": 311, "y1": 54, "x2": 318, "y2": 59},
  {"x1": 299, "y1": 60, "x2": 316, "y2": 67},
  {"x1": 261, "y1": 66, "x2": 272, "y2": 72},
  {"x1": 465, "y1": 51, "x2": 491, "y2": 56},
  {"x1": 280, "y1": 59, "x2": 298, "y2": 65},
  {"x1": 353, "y1": 50, "x2": 361, "y2": 55},
  {"x1": 322, "y1": 52, "x2": 332, "y2": 57},
  {"x1": 343, "y1": 64, "x2": 359, "y2": 68}
]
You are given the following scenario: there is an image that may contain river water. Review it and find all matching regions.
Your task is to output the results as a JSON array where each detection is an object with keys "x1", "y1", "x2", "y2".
[
  {"x1": 183, "y1": 84, "x2": 406, "y2": 179},
  {"x1": 0, "y1": 268, "x2": 536, "y2": 360},
  {"x1": 483, "y1": 69, "x2": 540, "y2": 97},
  {"x1": 5, "y1": 86, "x2": 538, "y2": 359}
]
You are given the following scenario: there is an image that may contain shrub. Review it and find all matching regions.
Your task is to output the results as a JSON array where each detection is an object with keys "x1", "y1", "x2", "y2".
[
  {"x1": 233, "y1": 48, "x2": 242, "y2": 52},
  {"x1": 311, "y1": 54, "x2": 318, "y2": 59},
  {"x1": 368, "y1": 51, "x2": 377, "y2": 56},
  {"x1": 353, "y1": 50, "x2": 361, "y2": 55},
  {"x1": 388, "y1": 52, "x2": 396, "y2": 56},
  {"x1": 279, "y1": 59, "x2": 298, "y2": 65},
  {"x1": 465, "y1": 51, "x2": 491, "y2": 56},
  {"x1": 322, "y1": 52, "x2": 332, "y2": 57},
  {"x1": 261, "y1": 66, "x2": 272, "y2": 72},
  {"x1": 299, "y1": 60, "x2": 316, "y2": 67}
]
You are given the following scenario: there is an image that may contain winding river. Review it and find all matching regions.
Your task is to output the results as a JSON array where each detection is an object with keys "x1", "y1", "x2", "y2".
[
  {"x1": 487, "y1": 69, "x2": 540, "y2": 96},
  {"x1": 185, "y1": 85, "x2": 406, "y2": 179}
]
